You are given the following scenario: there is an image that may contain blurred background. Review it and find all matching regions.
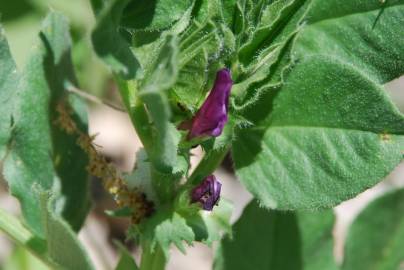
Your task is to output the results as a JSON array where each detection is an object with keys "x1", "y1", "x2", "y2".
[{"x1": 0, "y1": 1, "x2": 403, "y2": 269}]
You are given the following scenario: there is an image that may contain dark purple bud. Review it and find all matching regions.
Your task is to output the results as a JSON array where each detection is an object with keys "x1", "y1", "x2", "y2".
[
  {"x1": 182, "y1": 68, "x2": 233, "y2": 140},
  {"x1": 191, "y1": 175, "x2": 222, "y2": 211}
]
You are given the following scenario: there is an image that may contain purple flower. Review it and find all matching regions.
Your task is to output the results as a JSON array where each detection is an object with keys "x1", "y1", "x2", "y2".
[
  {"x1": 180, "y1": 68, "x2": 233, "y2": 140},
  {"x1": 191, "y1": 175, "x2": 222, "y2": 211}
]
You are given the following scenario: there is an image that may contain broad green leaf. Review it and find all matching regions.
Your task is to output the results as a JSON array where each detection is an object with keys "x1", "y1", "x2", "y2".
[
  {"x1": 39, "y1": 191, "x2": 95, "y2": 270},
  {"x1": 234, "y1": 56, "x2": 404, "y2": 209},
  {"x1": 299, "y1": 210, "x2": 338, "y2": 270},
  {"x1": 214, "y1": 200, "x2": 302, "y2": 270},
  {"x1": 91, "y1": 0, "x2": 141, "y2": 79},
  {"x1": 3, "y1": 12, "x2": 90, "y2": 234},
  {"x1": 296, "y1": 0, "x2": 404, "y2": 84},
  {"x1": 115, "y1": 243, "x2": 139, "y2": 270},
  {"x1": 214, "y1": 201, "x2": 337, "y2": 270},
  {"x1": 343, "y1": 188, "x2": 404, "y2": 270},
  {"x1": 121, "y1": 0, "x2": 193, "y2": 31},
  {"x1": 0, "y1": 26, "x2": 18, "y2": 160},
  {"x1": 233, "y1": 1, "x2": 404, "y2": 209}
]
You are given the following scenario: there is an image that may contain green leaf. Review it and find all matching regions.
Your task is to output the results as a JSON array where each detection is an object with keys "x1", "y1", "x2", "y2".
[
  {"x1": 299, "y1": 210, "x2": 338, "y2": 270},
  {"x1": 214, "y1": 201, "x2": 337, "y2": 270},
  {"x1": 91, "y1": 0, "x2": 141, "y2": 79},
  {"x1": 121, "y1": 0, "x2": 193, "y2": 31},
  {"x1": 3, "y1": 12, "x2": 90, "y2": 234},
  {"x1": 214, "y1": 200, "x2": 302, "y2": 270},
  {"x1": 39, "y1": 191, "x2": 95, "y2": 270},
  {"x1": 0, "y1": 26, "x2": 18, "y2": 160},
  {"x1": 296, "y1": 0, "x2": 404, "y2": 84},
  {"x1": 115, "y1": 243, "x2": 139, "y2": 270},
  {"x1": 343, "y1": 188, "x2": 404, "y2": 270},
  {"x1": 233, "y1": 1, "x2": 404, "y2": 210}
]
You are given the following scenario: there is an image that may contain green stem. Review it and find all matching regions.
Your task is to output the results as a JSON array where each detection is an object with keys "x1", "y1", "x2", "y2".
[
  {"x1": 116, "y1": 77, "x2": 175, "y2": 203},
  {"x1": 130, "y1": 100, "x2": 154, "y2": 151},
  {"x1": 188, "y1": 145, "x2": 230, "y2": 185},
  {"x1": 140, "y1": 243, "x2": 166, "y2": 270},
  {"x1": 150, "y1": 167, "x2": 177, "y2": 204},
  {"x1": 0, "y1": 208, "x2": 58, "y2": 269},
  {"x1": 115, "y1": 78, "x2": 154, "y2": 156}
]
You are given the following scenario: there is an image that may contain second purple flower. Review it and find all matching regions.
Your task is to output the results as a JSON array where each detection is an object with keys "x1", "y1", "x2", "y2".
[{"x1": 191, "y1": 175, "x2": 222, "y2": 211}]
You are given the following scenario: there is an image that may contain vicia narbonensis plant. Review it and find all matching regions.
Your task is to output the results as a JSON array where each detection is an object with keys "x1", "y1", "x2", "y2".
[{"x1": 0, "y1": 0, "x2": 404, "y2": 269}]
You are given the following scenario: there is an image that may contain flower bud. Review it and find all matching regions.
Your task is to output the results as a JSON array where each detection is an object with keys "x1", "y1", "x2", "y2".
[{"x1": 191, "y1": 175, "x2": 222, "y2": 211}]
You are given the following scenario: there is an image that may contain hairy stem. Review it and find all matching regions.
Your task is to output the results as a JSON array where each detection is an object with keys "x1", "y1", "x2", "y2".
[
  {"x1": 115, "y1": 78, "x2": 154, "y2": 154},
  {"x1": 140, "y1": 243, "x2": 166, "y2": 270},
  {"x1": 189, "y1": 145, "x2": 230, "y2": 185}
]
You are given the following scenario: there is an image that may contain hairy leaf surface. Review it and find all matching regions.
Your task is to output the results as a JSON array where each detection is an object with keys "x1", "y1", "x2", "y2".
[
  {"x1": 233, "y1": 0, "x2": 404, "y2": 209},
  {"x1": 2, "y1": 12, "x2": 90, "y2": 234}
]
